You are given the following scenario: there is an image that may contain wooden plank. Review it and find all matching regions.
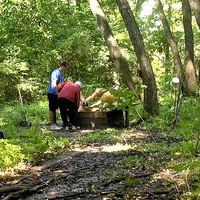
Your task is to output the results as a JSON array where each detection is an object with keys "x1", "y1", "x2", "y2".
[
  {"x1": 78, "y1": 110, "x2": 124, "y2": 129},
  {"x1": 78, "y1": 111, "x2": 107, "y2": 118},
  {"x1": 78, "y1": 118, "x2": 108, "y2": 125}
]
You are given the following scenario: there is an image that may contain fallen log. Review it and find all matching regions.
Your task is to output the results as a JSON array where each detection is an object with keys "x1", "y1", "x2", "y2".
[
  {"x1": 2, "y1": 179, "x2": 52, "y2": 200},
  {"x1": 0, "y1": 185, "x2": 29, "y2": 194}
]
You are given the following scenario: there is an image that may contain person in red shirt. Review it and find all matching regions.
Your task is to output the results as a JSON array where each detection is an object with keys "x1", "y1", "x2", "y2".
[{"x1": 58, "y1": 81, "x2": 82, "y2": 131}]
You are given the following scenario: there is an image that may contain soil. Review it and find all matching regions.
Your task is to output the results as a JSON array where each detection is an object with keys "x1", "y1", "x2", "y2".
[{"x1": 0, "y1": 128, "x2": 183, "y2": 200}]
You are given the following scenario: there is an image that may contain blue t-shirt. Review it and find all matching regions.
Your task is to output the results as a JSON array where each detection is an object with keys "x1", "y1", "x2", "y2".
[{"x1": 47, "y1": 68, "x2": 62, "y2": 95}]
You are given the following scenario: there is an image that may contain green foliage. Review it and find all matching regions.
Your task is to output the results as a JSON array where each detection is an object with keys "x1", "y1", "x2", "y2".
[
  {"x1": 111, "y1": 88, "x2": 140, "y2": 110},
  {"x1": 176, "y1": 97, "x2": 200, "y2": 138},
  {"x1": 118, "y1": 155, "x2": 141, "y2": 168},
  {"x1": 171, "y1": 159, "x2": 200, "y2": 199},
  {"x1": 106, "y1": 87, "x2": 145, "y2": 124},
  {"x1": 0, "y1": 101, "x2": 69, "y2": 172},
  {"x1": 0, "y1": 0, "x2": 115, "y2": 103},
  {"x1": 22, "y1": 100, "x2": 50, "y2": 125},
  {"x1": 125, "y1": 177, "x2": 140, "y2": 185},
  {"x1": 0, "y1": 127, "x2": 69, "y2": 170},
  {"x1": 169, "y1": 141, "x2": 195, "y2": 155},
  {"x1": 0, "y1": 99, "x2": 49, "y2": 127},
  {"x1": 172, "y1": 160, "x2": 200, "y2": 172},
  {"x1": 0, "y1": 140, "x2": 25, "y2": 168}
]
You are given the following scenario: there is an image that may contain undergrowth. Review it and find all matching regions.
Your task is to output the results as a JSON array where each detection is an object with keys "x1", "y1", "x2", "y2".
[{"x1": 0, "y1": 100, "x2": 68, "y2": 178}]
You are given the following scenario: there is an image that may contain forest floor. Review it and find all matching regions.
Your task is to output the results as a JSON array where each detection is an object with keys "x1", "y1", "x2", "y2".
[{"x1": 0, "y1": 127, "x2": 185, "y2": 200}]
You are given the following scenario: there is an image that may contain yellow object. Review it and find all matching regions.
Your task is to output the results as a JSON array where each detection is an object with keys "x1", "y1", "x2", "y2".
[{"x1": 100, "y1": 91, "x2": 114, "y2": 103}]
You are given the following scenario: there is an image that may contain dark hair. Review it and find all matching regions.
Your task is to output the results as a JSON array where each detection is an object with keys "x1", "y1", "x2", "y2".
[{"x1": 61, "y1": 61, "x2": 69, "y2": 67}]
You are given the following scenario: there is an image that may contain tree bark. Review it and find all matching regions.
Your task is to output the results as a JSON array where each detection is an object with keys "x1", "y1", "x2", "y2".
[
  {"x1": 188, "y1": 0, "x2": 200, "y2": 29},
  {"x1": 115, "y1": 0, "x2": 158, "y2": 116},
  {"x1": 155, "y1": 0, "x2": 189, "y2": 95},
  {"x1": 182, "y1": 0, "x2": 198, "y2": 94},
  {"x1": 87, "y1": 0, "x2": 137, "y2": 95}
]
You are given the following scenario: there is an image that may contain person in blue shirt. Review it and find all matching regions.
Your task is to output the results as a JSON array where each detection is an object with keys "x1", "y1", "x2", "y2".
[{"x1": 47, "y1": 61, "x2": 69, "y2": 130}]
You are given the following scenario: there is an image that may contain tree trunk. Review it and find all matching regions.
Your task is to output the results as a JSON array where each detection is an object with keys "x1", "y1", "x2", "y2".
[
  {"x1": 115, "y1": 0, "x2": 158, "y2": 116},
  {"x1": 155, "y1": 0, "x2": 189, "y2": 95},
  {"x1": 182, "y1": 0, "x2": 198, "y2": 94},
  {"x1": 87, "y1": 0, "x2": 137, "y2": 95},
  {"x1": 188, "y1": 0, "x2": 200, "y2": 29},
  {"x1": 164, "y1": 4, "x2": 171, "y2": 75}
]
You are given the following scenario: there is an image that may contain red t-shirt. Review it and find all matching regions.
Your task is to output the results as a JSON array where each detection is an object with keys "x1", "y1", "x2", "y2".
[{"x1": 58, "y1": 81, "x2": 80, "y2": 108}]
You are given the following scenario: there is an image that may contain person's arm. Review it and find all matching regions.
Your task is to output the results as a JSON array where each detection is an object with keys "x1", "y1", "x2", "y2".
[
  {"x1": 89, "y1": 100, "x2": 102, "y2": 108},
  {"x1": 85, "y1": 91, "x2": 97, "y2": 102},
  {"x1": 57, "y1": 82, "x2": 66, "y2": 92},
  {"x1": 80, "y1": 91, "x2": 84, "y2": 104},
  {"x1": 52, "y1": 70, "x2": 62, "y2": 92},
  {"x1": 52, "y1": 79, "x2": 59, "y2": 92},
  {"x1": 76, "y1": 90, "x2": 81, "y2": 109}
]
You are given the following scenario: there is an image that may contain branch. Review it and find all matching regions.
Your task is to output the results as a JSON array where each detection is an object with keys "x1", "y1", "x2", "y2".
[{"x1": 2, "y1": 179, "x2": 53, "y2": 200}]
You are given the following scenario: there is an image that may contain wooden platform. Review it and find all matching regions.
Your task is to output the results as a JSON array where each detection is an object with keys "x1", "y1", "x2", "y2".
[{"x1": 78, "y1": 110, "x2": 125, "y2": 129}]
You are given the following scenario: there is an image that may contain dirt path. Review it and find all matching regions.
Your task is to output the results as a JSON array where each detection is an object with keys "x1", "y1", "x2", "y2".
[{"x1": 0, "y1": 129, "x2": 181, "y2": 200}]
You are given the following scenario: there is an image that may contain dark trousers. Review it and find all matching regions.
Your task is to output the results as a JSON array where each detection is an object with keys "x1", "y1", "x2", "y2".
[
  {"x1": 58, "y1": 97, "x2": 78, "y2": 127},
  {"x1": 47, "y1": 93, "x2": 58, "y2": 111}
]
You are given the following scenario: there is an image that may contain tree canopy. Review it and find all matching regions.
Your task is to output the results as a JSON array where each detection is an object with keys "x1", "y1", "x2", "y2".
[{"x1": 0, "y1": 0, "x2": 200, "y2": 113}]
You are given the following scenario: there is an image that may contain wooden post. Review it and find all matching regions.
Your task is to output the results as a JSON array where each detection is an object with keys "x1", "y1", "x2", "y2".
[{"x1": 125, "y1": 106, "x2": 129, "y2": 128}]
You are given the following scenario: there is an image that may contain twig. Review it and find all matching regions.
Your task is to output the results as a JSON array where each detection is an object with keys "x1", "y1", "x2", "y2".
[
  {"x1": 121, "y1": 134, "x2": 128, "y2": 145},
  {"x1": 145, "y1": 189, "x2": 170, "y2": 195},
  {"x1": 60, "y1": 157, "x2": 106, "y2": 180},
  {"x1": 100, "y1": 173, "x2": 153, "y2": 187},
  {"x1": 2, "y1": 179, "x2": 53, "y2": 200},
  {"x1": 0, "y1": 185, "x2": 29, "y2": 194},
  {"x1": 195, "y1": 133, "x2": 200, "y2": 156},
  {"x1": 47, "y1": 191, "x2": 89, "y2": 200}
]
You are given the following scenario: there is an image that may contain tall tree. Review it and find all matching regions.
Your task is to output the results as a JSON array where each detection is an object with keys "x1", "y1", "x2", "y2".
[
  {"x1": 115, "y1": 0, "x2": 158, "y2": 116},
  {"x1": 87, "y1": 0, "x2": 138, "y2": 96},
  {"x1": 188, "y1": 0, "x2": 200, "y2": 29},
  {"x1": 155, "y1": 0, "x2": 189, "y2": 95},
  {"x1": 182, "y1": 0, "x2": 198, "y2": 94}
]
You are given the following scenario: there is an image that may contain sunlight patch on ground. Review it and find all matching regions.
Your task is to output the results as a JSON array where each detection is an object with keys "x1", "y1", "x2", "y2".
[
  {"x1": 0, "y1": 162, "x2": 29, "y2": 180},
  {"x1": 123, "y1": 130, "x2": 148, "y2": 138},
  {"x1": 80, "y1": 130, "x2": 95, "y2": 133},
  {"x1": 74, "y1": 144, "x2": 133, "y2": 153},
  {"x1": 154, "y1": 169, "x2": 186, "y2": 186},
  {"x1": 98, "y1": 144, "x2": 132, "y2": 152}
]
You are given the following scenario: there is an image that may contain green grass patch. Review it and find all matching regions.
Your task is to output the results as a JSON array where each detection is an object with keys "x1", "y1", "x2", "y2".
[
  {"x1": 0, "y1": 101, "x2": 69, "y2": 177},
  {"x1": 0, "y1": 127, "x2": 70, "y2": 173},
  {"x1": 71, "y1": 129, "x2": 123, "y2": 147}
]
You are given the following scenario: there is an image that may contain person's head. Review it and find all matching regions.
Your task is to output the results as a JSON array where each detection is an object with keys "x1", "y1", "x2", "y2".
[
  {"x1": 95, "y1": 88, "x2": 103, "y2": 97},
  {"x1": 75, "y1": 81, "x2": 82, "y2": 89},
  {"x1": 59, "y1": 60, "x2": 69, "y2": 72}
]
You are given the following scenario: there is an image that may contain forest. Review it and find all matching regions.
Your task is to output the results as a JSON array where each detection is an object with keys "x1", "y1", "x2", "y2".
[{"x1": 0, "y1": 0, "x2": 200, "y2": 199}]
